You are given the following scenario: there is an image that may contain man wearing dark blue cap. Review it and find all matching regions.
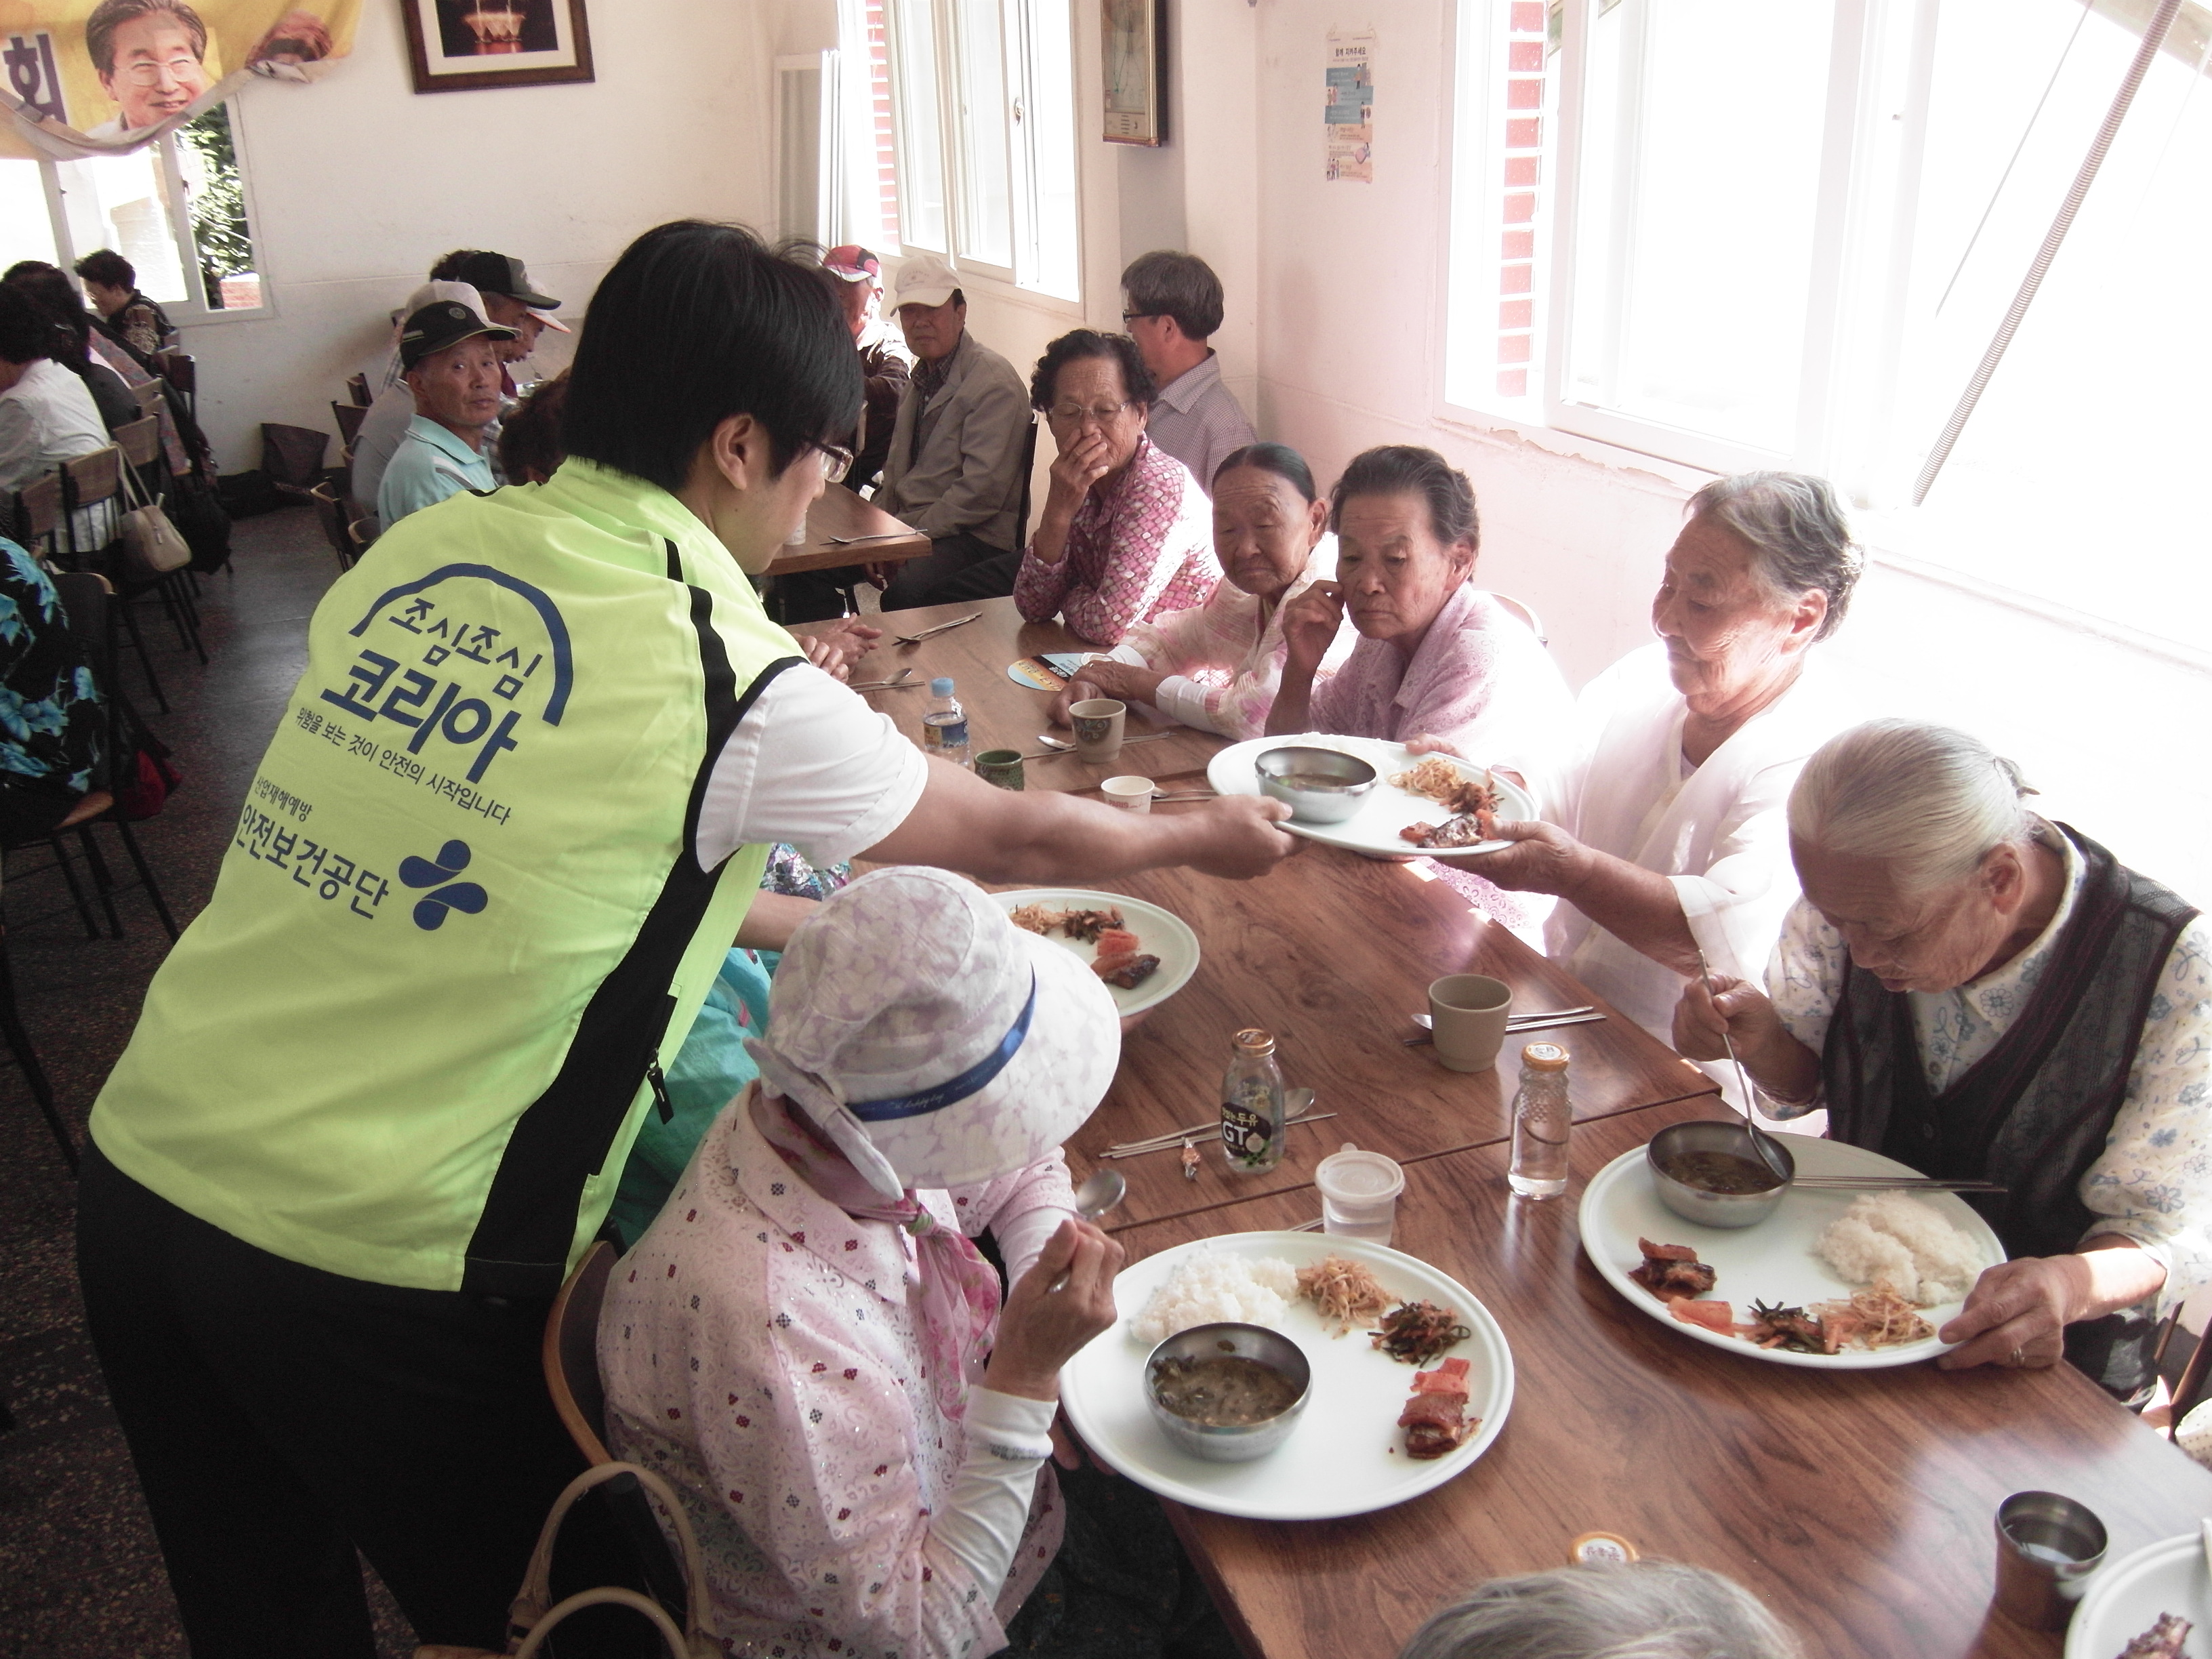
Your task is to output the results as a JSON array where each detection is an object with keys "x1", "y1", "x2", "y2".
[{"x1": 376, "y1": 298, "x2": 516, "y2": 529}]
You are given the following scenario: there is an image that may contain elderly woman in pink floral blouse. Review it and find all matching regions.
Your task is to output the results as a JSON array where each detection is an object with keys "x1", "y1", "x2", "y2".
[
  {"x1": 598, "y1": 866, "x2": 1125, "y2": 1658},
  {"x1": 1012, "y1": 329, "x2": 1221, "y2": 646},
  {"x1": 1050, "y1": 441, "x2": 1351, "y2": 740}
]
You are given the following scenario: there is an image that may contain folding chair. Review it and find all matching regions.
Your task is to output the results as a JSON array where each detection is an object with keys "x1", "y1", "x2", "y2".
[
  {"x1": 348, "y1": 517, "x2": 378, "y2": 563},
  {"x1": 332, "y1": 401, "x2": 367, "y2": 448},
  {"x1": 110, "y1": 415, "x2": 204, "y2": 662}
]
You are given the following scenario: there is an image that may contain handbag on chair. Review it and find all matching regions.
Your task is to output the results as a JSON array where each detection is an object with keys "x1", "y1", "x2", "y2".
[
  {"x1": 115, "y1": 461, "x2": 190, "y2": 583},
  {"x1": 413, "y1": 1460, "x2": 718, "y2": 1659}
]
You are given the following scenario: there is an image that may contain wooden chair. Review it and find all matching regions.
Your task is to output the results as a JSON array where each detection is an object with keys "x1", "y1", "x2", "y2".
[
  {"x1": 132, "y1": 377, "x2": 168, "y2": 418},
  {"x1": 308, "y1": 483, "x2": 353, "y2": 571},
  {"x1": 12, "y1": 472, "x2": 64, "y2": 561},
  {"x1": 155, "y1": 351, "x2": 195, "y2": 417},
  {"x1": 545, "y1": 1240, "x2": 617, "y2": 1465},
  {"x1": 331, "y1": 401, "x2": 367, "y2": 448},
  {"x1": 541, "y1": 1239, "x2": 693, "y2": 1620},
  {"x1": 346, "y1": 371, "x2": 371, "y2": 407},
  {"x1": 348, "y1": 517, "x2": 378, "y2": 563},
  {"x1": 0, "y1": 887, "x2": 70, "y2": 1170},
  {"x1": 1013, "y1": 415, "x2": 1040, "y2": 554}
]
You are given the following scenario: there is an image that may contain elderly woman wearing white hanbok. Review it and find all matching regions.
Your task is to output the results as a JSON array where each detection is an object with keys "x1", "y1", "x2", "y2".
[{"x1": 1425, "y1": 472, "x2": 1862, "y2": 1053}]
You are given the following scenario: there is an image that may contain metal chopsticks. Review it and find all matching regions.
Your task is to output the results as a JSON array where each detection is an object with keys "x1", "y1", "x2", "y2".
[
  {"x1": 891, "y1": 612, "x2": 981, "y2": 646},
  {"x1": 1102, "y1": 1109, "x2": 1336, "y2": 1160}
]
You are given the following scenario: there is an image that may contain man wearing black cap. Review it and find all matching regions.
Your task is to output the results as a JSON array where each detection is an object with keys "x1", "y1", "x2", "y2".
[
  {"x1": 376, "y1": 298, "x2": 516, "y2": 529},
  {"x1": 434, "y1": 249, "x2": 567, "y2": 391}
]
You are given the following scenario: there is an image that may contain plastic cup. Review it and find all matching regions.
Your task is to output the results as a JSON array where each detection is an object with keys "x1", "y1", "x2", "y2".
[
  {"x1": 1315, "y1": 1144, "x2": 1406, "y2": 1245},
  {"x1": 1101, "y1": 776, "x2": 1154, "y2": 812},
  {"x1": 1069, "y1": 698, "x2": 1126, "y2": 764},
  {"x1": 1429, "y1": 974, "x2": 1512, "y2": 1073}
]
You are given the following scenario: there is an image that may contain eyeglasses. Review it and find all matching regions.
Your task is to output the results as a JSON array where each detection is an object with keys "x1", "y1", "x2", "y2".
[
  {"x1": 1047, "y1": 401, "x2": 1136, "y2": 426},
  {"x1": 118, "y1": 55, "x2": 201, "y2": 85},
  {"x1": 815, "y1": 443, "x2": 854, "y2": 480},
  {"x1": 1120, "y1": 311, "x2": 1155, "y2": 325}
]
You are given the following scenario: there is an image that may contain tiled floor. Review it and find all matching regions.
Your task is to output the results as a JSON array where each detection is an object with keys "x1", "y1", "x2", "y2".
[{"x1": 0, "y1": 508, "x2": 415, "y2": 1658}]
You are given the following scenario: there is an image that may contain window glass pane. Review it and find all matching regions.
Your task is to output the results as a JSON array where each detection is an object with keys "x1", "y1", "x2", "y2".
[
  {"x1": 888, "y1": 0, "x2": 947, "y2": 251},
  {"x1": 52, "y1": 144, "x2": 193, "y2": 305},
  {"x1": 176, "y1": 103, "x2": 261, "y2": 309},
  {"x1": 0, "y1": 160, "x2": 59, "y2": 274},
  {"x1": 1565, "y1": 0, "x2": 1834, "y2": 452},
  {"x1": 1017, "y1": 0, "x2": 1078, "y2": 297},
  {"x1": 952, "y1": 0, "x2": 1013, "y2": 267},
  {"x1": 1891, "y1": 1, "x2": 2212, "y2": 646}
]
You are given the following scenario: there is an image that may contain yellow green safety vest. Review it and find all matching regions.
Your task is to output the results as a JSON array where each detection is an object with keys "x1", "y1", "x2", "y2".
[{"x1": 91, "y1": 459, "x2": 798, "y2": 1296}]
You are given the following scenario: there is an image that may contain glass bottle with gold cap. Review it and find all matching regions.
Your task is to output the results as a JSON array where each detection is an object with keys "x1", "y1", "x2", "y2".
[
  {"x1": 1219, "y1": 1027, "x2": 1286, "y2": 1172},
  {"x1": 1508, "y1": 1042, "x2": 1572, "y2": 1198}
]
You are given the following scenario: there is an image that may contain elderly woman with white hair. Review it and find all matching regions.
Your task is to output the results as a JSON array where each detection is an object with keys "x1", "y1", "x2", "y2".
[
  {"x1": 1676, "y1": 720, "x2": 2212, "y2": 1401},
  {"x1": 1397, "y1": 1561, "x2": 1800, "y2": 1659},
  {"x1": 599, "y1": 866, "x2": 1141, "y2": 1656},
  {"x1": 1424, "y1": 472, "x2": 1860, "y2": 1057}
]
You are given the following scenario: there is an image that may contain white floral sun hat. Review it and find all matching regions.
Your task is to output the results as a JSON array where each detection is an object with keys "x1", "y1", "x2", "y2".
[{"x1": 745, "y1": 867, "x2": 1122, "y2": 1198}]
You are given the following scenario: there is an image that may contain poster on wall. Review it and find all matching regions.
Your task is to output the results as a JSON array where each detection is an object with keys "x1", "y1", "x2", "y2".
[
  {"x1": 1102, "y1": 0, "x2": 1162, "y2": 146},
  {"x1": 401, "y1": 0, "x2": 592, "y2": 94},
  {"x1": 1, "y1": 0, "x2": 361, "y2": 160},
  {"x1": 1324, "y1": 27, "x2": 1373, "y2": 182}
]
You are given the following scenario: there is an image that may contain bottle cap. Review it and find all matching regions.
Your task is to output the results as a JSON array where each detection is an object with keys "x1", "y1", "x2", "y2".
[
  {"x1": 930, "y1": 677, "x2": 954, "y2": 695},
  {"x1": 1568, "y1": 1530, "x2": 1639, "y2": 1565},
  {"x1": 1522, "y1": 1042, "x2": 1570, "y2": 1070},
  {"x1": 1231, "y1": 1027, "x2": 1275, "y2": 1057}
]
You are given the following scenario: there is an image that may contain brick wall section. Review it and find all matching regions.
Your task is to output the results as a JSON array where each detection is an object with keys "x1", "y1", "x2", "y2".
[
  {"x1": 865, "y1": 0, "x2": 900, "y2": 237},
  {"x1": 1496, "y1": 0, "x2": 1546, "y2": 398}
]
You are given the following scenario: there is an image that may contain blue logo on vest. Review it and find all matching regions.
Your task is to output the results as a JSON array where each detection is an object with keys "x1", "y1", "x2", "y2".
[{"x1": 399, "y1": 838, "x2": 488, "y2": 931}]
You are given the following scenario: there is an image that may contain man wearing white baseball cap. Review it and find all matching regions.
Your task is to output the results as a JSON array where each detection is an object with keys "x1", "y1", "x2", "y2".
[
  {"x1": 874, "y1": 253, "x2": 1033, "y2": 610},
  {"x1": 600, "y1": 867, "x2": 1126, "y2": 1656}
]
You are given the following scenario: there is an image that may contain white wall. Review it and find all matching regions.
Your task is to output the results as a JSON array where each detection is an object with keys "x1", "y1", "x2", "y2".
[{"x1": 176, "y1": 0, "x2": 775, "y2": 468}]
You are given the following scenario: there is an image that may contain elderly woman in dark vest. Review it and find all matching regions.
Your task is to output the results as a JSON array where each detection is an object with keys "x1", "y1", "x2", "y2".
[{"x1": 1675, "y1": 720, "x2": 2210, "y2": 1401}]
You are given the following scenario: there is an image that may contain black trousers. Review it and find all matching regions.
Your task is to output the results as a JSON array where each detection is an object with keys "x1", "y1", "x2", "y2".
[
  {"x1": 75, "y1": 1145, "x2": 639, "y2": 1658},
  {"x1": 881, "y1": 532, "x2": 1021, "y2": 611}
]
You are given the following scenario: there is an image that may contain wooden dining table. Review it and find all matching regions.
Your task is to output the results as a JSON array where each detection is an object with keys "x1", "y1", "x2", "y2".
[
  {"x1": 766, "y1": 484, "x2": 932, "y2": 577},
  {"x1": 1104, "y1": 1095, "x2": 2212, "y2": 1659},
  {"x1": 852, "y1": 597, "x2": 1719, "y2": 1229}
]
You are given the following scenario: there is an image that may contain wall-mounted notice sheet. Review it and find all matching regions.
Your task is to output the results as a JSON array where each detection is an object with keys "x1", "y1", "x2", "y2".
[{"x1": 1324, "y1": 28, "x2": 1374, "y2": 182}]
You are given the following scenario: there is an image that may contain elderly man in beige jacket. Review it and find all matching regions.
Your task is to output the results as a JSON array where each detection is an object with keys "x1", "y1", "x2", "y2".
[{"x1": 875, "y1": 254, "x2": 1034, "y2": 610}]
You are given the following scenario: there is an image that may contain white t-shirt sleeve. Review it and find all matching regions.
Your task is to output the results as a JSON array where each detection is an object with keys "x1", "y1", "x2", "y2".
[{"x1": 697, "y1": 661, "x2": 930, "y2": 872}]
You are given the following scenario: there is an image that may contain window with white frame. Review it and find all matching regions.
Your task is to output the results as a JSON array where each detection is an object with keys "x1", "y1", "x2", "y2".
[
  {"x1": 0, "y1": 100, "x2": 266, "y2": 320},
  {"x1": 1449, "y1": 0, "x2": 2212, "y2": 649},
  {"x1": 879, "y1": 0, "x2": 1081, "y2": 301}
]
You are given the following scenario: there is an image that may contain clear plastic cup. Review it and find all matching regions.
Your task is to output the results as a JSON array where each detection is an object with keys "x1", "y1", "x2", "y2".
[{"x1": 1315, "y1": 1145, "x2": 1406, "y2": 1246}]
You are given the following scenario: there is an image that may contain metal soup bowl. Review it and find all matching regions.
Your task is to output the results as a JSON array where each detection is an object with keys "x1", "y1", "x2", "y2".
[
  {"x1": 1254, "y1": 746, "x2": 1376, "y2": 824},
  {"x1": 1145, "y1": 1322, "x2": 1312, "y2": 1462},
  {"x1": 1646, "y1": 1120, "x2": 1793, "y2": 1230}
]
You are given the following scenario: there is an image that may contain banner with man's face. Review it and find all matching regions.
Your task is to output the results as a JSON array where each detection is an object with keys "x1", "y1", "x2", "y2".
[{"x1": 1, "y1": 1, "x2": 359, "y2": 159}]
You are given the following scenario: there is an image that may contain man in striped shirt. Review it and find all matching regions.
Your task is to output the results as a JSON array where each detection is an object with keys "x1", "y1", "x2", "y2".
[{"x1": 1120, "y1": 250, "x2": 1257, "y2": 495}]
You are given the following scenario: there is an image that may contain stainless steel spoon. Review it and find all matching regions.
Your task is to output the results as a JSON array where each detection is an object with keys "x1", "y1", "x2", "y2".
[
  {"x1": 1693, "y1": 945, "x2": 1794, "y2": 1186},
  {"x1": 1048, "y1": 1168, "x2": 1128, "y2": 1292}
]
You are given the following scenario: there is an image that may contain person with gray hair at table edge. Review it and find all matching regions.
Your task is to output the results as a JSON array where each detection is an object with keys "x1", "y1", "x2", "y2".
[
  {"x1": 1121, "y1": 249, "x2": 1256, "y2": 496},
  {"x1": 1674, "y1": 718, "x2": 2212, "y2": 1402},
  {"x1": 1397, "y1": 1561, "x2": 1801, "y2": 1659},
  {"x1": 1418, "y1": 472, "x2": 1862, "y2": 1071}
]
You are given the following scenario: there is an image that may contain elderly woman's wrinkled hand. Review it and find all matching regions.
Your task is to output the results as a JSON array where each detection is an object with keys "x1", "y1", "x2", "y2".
[
  {"x1": 1429, "y1": 819, "x2": 1580, "y2": 890},
  {"x1": 1671, "y1": 973, "x2": 1787, "y2": 1065},
  {"x1": 1936, "y1": 1256, "x2": 2085, "y2": 1371},
  {"x1": 985, "y1": 1219, "x2": 1125, "y2": 1401},
  {"x1": 1281, "y1": 579, "x2": 1346, "y2": 670},
  {"x1": 1050, "y1": 677, "x2": 1103, "y2": 727}
]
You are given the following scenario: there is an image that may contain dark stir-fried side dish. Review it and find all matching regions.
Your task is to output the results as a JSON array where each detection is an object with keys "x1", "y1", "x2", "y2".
[
  {"x1": 1627, "y1": 1239, "x2": 1718, "y2": 1303},
  {"x1": 2116, "y1": 1612, "x2": 2192, "y2": 1659},
  {"x1": 1371, "y1": 1300, "x2": 1473, "y2": 1367},
  {"x1": 1397, "y1": 1356, "x2": 1478, "y2": 1459}
]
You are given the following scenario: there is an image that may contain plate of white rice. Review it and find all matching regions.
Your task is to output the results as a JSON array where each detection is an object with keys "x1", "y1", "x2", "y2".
[
  {"x1": 1579, "y1": 1133, "x2": 2007, "y2": 1370},
  {"x1": 1059, "y1": 1231, "x2": 1514, "y2": 1519}
]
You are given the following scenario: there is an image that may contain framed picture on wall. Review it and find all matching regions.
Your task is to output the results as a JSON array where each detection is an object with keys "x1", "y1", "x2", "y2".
[
  {"x1": 402, "y1": 0, "x2": 596, "y2": 94},
  {"x1": 1103, "y1": 0, "x2": 1166, "y2": 146}
]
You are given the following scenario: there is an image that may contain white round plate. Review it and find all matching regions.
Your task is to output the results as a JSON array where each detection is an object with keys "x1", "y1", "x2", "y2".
[
  {"x1": 1579, "y1": 1134, "x2": 2007, "y2": 1370},
  {"x1": 1204, "y1": 733, "x2": 1538, "y2": 857},
  {"x1": 991, "y1": 888, "x2": 1199, "y2": 1019},
  {"x1": 2067, "y1": 1533, "x2": 2211, "y2": 1659},
  {"x1": 1059, "y1": 1230, "x2": 1513, "y2": 1520}
]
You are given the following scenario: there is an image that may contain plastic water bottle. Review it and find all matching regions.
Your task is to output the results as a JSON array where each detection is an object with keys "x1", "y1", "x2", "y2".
[
  {"x1": 1507, "y1": 1042, "x2": 1572, "y2": 1199},
  {"x1": 922, "y1": 676, "x2": 970, "y2": 769},
  {"x1": 1220, "y1": 1028, "x2": 1286, "y2": 1173}
]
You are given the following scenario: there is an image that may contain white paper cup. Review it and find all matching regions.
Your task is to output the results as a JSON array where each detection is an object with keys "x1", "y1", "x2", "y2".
[{"x1": 1101, "y1": 775, "x2": 1155, "y2": 813}]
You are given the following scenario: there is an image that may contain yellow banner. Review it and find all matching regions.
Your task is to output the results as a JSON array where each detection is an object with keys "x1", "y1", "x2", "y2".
[{"x1": 1, "y1": 1, "x2": 359, "y2": 159}]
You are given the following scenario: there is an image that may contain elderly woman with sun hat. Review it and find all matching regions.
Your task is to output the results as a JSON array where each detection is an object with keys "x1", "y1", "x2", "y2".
[{"x1": 598, "y1": 866, "x2": 1130, "y2": 1657}]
